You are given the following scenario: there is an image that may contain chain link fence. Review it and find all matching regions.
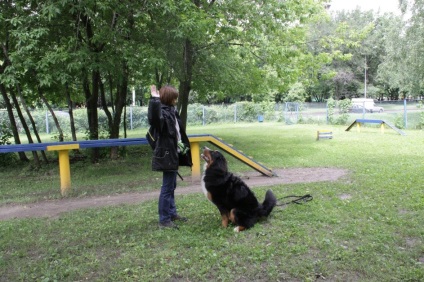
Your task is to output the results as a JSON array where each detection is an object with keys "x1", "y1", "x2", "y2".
[{"x1": 1, "y1": 100, "x2": 423, "y2": 137}]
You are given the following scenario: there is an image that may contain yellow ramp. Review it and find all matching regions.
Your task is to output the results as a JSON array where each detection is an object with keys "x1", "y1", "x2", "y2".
[{"x1": 188, "y1": 134, "x2": 275, "y2": 180}]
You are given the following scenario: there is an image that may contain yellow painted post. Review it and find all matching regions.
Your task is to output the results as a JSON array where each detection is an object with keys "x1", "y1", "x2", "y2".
[
  {"x1": 356, "y1": 122, "x2": 361, "y2": 132},
  {"x1": 190, "y1": 141, "x2": 201, "y2": 181},
  {"x1": 47, "y1": 144, "x2": 80, "y2": 196},
  {"x1": 381, "y1": 123, "x2": 385, "y2": 134},
  {"x1": 58, "y1": 150, "x2": 71, "y2": 195}
]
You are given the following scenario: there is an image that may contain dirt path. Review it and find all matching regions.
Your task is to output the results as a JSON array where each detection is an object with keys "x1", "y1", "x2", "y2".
[{"x1": 0, "y1": 168, "x2": 348, "y2": 221}]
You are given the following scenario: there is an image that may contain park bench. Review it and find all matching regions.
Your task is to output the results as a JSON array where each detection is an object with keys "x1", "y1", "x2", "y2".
[{"x1": 0, "y1": 134, "x2": 274, "y2": 195}]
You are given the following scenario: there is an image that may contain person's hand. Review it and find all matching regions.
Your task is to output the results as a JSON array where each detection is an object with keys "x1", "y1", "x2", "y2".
[
  {"x1": 150, "y1": 85, "x2": 159, "y2": 97},
  {"x1": 178, "y1": 141, "x2": 189, "y2": 155}
]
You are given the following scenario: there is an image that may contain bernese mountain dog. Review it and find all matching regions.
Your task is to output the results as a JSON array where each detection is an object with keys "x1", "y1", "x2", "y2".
[{"x1": 201, "y1": 147, "x2": 277, "y2": 232}]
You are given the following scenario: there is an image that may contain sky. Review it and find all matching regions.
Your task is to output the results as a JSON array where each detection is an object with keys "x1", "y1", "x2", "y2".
[{"x1": 328, "y1": 0, "x2": 402, "y2": 15}]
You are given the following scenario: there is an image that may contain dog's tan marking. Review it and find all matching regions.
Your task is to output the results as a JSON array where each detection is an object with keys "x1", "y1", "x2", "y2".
[
  {"x1": 221, "y1": 213, "x2": 229, "y2": 228},
  {"x1": 229, "y1": 209, "x2": 236, "y2": 223},
  {"x1": 207, "y1": 191, "x2": 213, "y2": 202},
  {"x1": 230, "y1": 209, "x2": 246, "y2": 232},
  {"x1": 201, "y1": 147, "x2": 214, "y2": 169}
]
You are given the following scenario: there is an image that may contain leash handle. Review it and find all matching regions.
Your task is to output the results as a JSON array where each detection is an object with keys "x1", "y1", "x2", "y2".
[{"x1": 276, "y1": 194, "x2": 313, "y2": 206}]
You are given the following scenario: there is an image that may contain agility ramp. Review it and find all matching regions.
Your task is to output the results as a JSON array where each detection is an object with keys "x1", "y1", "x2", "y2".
[
  {"x1": 188, "y1": 134, "x2": 275, "y2": 180},
  {"x1": 345, "y1": 119, "x2": 406, "y2": 136}
]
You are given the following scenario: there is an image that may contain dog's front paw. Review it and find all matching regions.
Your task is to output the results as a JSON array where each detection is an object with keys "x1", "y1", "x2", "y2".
[{"x1": 233, "y1": 226, "x2": 246, "y2": 232}]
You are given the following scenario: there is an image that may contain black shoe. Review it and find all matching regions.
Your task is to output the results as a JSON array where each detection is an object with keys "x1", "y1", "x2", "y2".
[
  {"x1": 159, "y1": 221, "x2": 179, "y2": 229},
  {"x1": 171, "y1": 215, "x2": 188, "y2": 222}
]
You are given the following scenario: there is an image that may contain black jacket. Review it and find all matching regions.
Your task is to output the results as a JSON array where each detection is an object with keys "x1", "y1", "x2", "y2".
[{"x1": 147, "y1": 97, "x2": 192, "y2": 171}]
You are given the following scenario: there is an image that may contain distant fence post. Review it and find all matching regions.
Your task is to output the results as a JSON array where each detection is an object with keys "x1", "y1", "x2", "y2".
[
  {"x1": 202, "y1": 106, "x2": 205, "y2": 126},
  {"x1": 234, "y1": 104, "x2": 237, "y2": 123},
  {"x1": 362, "y1": 101, "x2": 366, "y2": 119},
  {"x1": 130, "y1": 106, "x2": 133, "y2": 130},
  {"x1": 326, "y1": 103, "x2": 328, "y2": 124},
  {"x1": 404, "y1": 99, "x2": 407, "y2": 129},
  {"x1": 45, "y1": 111, "x2": 49, "y2": 134}
]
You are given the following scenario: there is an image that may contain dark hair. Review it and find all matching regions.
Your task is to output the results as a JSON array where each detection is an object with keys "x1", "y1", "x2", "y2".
[{"x1": 159, "y1": 85, "x2": 179, "y2": 106}]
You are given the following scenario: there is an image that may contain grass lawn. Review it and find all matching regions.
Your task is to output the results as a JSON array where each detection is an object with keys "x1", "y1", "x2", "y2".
[{"x1": 1, "y1": 123, "x2": 423, "y2": 281}]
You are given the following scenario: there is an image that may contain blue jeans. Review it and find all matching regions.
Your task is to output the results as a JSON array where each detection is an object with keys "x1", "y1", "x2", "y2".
[{"x1": 158, "y1": 171, "x2": 177, "y2": 223}]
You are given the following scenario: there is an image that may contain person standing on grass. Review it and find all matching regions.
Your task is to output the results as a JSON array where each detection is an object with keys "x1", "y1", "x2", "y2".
[{"x1": 147, "y1": 84, "x2": 192, "y2": 229}]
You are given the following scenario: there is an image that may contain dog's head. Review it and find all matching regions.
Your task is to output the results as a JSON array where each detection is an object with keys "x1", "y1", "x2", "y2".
[{"x1": 201, "y1": 147, "x2": 228, "y2": 172}]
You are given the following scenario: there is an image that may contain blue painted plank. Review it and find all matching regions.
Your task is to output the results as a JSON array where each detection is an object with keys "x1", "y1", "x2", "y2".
[
  {"x1": 355, "y1": 119, "x2": 384, "y2": 124},
  {"x1": 0, "y1": 135, "x2": 211, "y2": 153}
]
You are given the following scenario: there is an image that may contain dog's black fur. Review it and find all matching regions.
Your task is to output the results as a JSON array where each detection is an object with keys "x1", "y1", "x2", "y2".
[{"x1": 201, "y1": 147, "x2": 277, "y2": 232}]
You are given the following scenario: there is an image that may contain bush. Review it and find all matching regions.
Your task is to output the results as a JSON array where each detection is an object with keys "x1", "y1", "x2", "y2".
[
  {"x1": 394, "y1": 114, "x2": 405, "y2": 129},
  {"x1": 0, "y1": 121, "x2": 17, "y2": 165},
  {"x1": 326, "y1": 98, "x2": 336, "y2": 124},
  {"x1": 337, "y1": 99, "x2": 352, "y2": 125},
  {"x1": 326, "y1": 98, "x2": 353, "y2": 125},
  {"x1": 235, "y1": 102, "x2": 261, "y2": 122},
  {"x1": 417, "y1": 111, "x2": 424, "y2": 129}
]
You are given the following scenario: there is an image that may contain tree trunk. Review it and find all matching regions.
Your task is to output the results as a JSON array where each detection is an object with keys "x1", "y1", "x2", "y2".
[
  {"x1": 0, "y1": 84, "x2": 29, "y2": 161},
  {"x1": 107, "y1": 72, "x2": 115, "y2": 114},
  {"x1": 0, "y1": 41, "x2": 28, "y2": 161},
  {"x1": 17, "y1": 84, "x2": 48, "y2": 163},
  {"x1": 79, "y1": 13, "x2": 101, "y2": 162},
  {"x1": 123, "y1": 105, "x2": 127, "y2": 138},
  {"x1": 10, "y1": 88, "x2": 40, "y2": 167},
  {"x1": 99, "y1": 78, "x2": 113, "y2": 134},
  {"x1": 100, "y1": 77, "x2": 119, "y2": 159},
  {"x1": 178, "y1": 80, "x2": 191, "y2": 128},
  {"x1": 110, "y1": 62, "x2": 128, "y2": 139},
  {"x1": 83, "y1": 70, "x2": 100, "y2": 162},
  {"x1": 108, "y1": 62, "x2": 129, "y2": 159},
  {"x1": 178, "y1": 39, "x2": 195, "y2": 128}
]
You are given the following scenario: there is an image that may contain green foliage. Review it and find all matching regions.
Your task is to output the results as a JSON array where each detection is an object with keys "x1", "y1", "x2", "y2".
[
  {"x1": 306, "y1": 8, "x2": 420, "y2": 102},
  {"x1": 285, "y1": 82, "x2": 307, "y2": 102},
  {"x1": 380, "y1": 1, "x2": 424, "y2": 96},
  {"x1": 2, "y1": 0, "x2": 422, "y2": 145}
]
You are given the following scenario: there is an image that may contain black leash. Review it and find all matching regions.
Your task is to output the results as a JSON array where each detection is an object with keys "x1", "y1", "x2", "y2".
[
  {"x1": 177, "y1": 171, "x2": 184, "y2": 181},
  {"x1": 276, "y1": 194, "x2": 313, "y2": 207}
]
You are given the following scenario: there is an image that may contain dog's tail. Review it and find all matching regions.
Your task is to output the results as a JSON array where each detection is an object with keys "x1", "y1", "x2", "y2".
[{"x1": 258, "y1": 190, "x2": 277, "y2": 217}]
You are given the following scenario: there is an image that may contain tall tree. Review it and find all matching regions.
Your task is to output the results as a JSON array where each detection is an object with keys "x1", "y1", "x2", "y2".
[
  {"x1": 305, "y1": 8, "x2": 399, "y2": 101},
  {"x1": 147, "y1": 0, "x2": 329, "y2": 125},
  {"x1": 381, "y1": 0, "x2": 424, "y2": 98},
  {"x1": 37, "y1": 0, "x2": 153, "y2": 160},
  {"x1": 0, "y1": 0, "x2": 29, "y2": 162}
]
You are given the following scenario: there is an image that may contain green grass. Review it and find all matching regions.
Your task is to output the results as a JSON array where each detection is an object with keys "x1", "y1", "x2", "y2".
[{"x1": 1, "y1": 123, "x2": 423, "y2": 281}]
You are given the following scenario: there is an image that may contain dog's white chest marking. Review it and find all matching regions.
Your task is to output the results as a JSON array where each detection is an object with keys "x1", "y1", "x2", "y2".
[{"x1": 201, "y1": 163, "x2": 211, "y2": 201}]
